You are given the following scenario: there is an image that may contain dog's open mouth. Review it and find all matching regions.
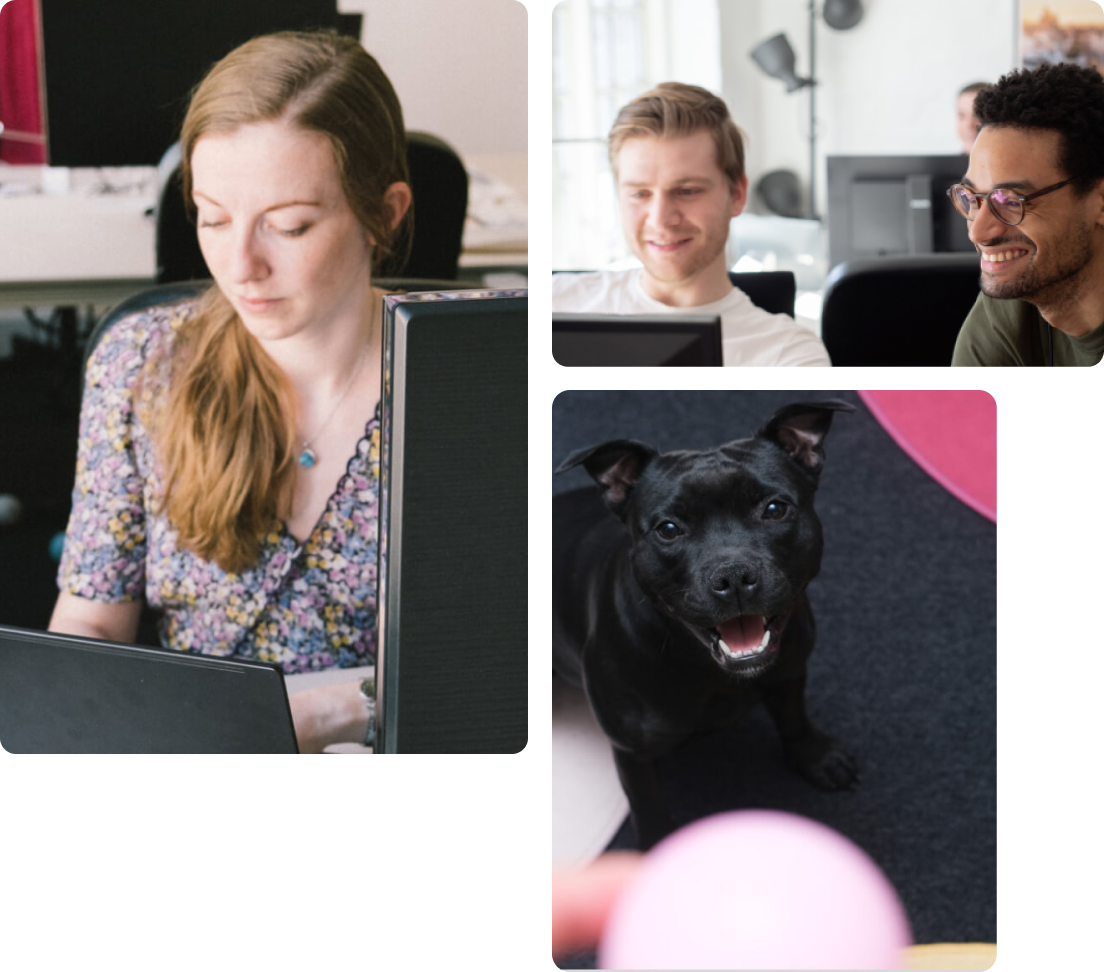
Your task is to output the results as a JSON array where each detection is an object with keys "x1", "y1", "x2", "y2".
[{"x1": 711, "y1": 615, "x2": 782, "y2": 664}]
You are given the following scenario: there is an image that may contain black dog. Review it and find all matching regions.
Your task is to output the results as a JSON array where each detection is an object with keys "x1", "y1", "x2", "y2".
[{"x1": 553, "y1": 401, "x2": 858, "y2": 849}]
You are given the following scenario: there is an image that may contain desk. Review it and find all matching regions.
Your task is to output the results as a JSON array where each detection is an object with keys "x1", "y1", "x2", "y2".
[{"x1": 0, "y1": 190, "x2": 157, "y2": 312}]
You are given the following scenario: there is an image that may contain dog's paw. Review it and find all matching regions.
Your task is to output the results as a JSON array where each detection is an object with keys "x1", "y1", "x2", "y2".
[{"x1": 785, "y1": 732, "x2": 859, "y2": 791}]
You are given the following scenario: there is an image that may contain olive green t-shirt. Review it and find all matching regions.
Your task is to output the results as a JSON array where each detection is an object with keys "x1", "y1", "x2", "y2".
[{"x1": 952, "y1": 293, "x2": 1104, "y2": 366}]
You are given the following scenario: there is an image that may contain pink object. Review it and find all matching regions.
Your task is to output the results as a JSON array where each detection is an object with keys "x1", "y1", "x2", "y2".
[
  {"x1": 599, "y1": 810, "x2": 912, "y2": 970},
  {"x1": 859, "y1": 390, "x2": 996, "y2": 523},
  {"x1": 0, "y1": 0, "x2": 47, "y2": 164}
]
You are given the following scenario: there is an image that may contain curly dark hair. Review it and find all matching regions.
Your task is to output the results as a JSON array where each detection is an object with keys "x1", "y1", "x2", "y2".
[{"x1": 973, "y1": 62, "x2": 1104, "y2": 195}]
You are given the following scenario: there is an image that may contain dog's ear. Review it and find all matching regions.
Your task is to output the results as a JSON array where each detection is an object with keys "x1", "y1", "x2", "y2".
[
  {"x1": 756, "y1": 400, "x2": 855, "y2": 478},
  {"x1": 555, "y1": 440, "x2": 657, "y2": 514}
]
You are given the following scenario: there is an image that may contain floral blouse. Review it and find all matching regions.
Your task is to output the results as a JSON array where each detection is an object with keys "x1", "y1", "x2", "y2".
[{"x1": 58, "y1": 301, "x2": 380, "y2": 674}]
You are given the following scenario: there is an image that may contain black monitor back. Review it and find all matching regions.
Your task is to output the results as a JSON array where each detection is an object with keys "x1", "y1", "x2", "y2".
[
  {"x1": 377, "y1": 291, "x2": 528, "y2": 753},
  {"x1": 552, "y1": 313, "x2": 723, "y2": 366}
]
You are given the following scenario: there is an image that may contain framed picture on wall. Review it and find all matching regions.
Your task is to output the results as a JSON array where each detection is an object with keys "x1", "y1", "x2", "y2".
[{"x1": 1020, "y1": 0, "x2": 1104, "y2": 74}]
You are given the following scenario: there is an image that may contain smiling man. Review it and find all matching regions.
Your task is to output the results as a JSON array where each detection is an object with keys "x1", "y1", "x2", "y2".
[
  {"x1": 951, "y1": 62, "x2": 1104, "y2": 367},
  {"x1": 553, "y1": 83, "x2": 830, "y2": 367}
]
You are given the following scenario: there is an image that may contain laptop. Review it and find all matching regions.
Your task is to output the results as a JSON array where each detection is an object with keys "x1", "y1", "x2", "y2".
[
  {"x1": 377, "y1": 288, "x2": 528, "y2": 753},
  {"x1": 552, "y1": 312, "x2": 724, "y2": 366},
  {"x1": 0, "y1": 624, "x2": 299, "y2": 753}
]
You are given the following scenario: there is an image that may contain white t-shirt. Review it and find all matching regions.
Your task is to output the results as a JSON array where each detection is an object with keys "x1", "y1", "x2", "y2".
[{"x1": 552, "y1": 268, "x2": 831, "y2": 367}]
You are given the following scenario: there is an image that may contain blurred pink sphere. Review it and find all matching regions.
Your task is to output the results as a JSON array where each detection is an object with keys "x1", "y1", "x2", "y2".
[{"x1": 599, "y1": 810, "x2": 912, "y2": 970}]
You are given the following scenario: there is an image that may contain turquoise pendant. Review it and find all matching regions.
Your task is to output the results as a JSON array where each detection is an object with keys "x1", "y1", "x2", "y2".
[{"x1": 299, "y1": 447, "x2": 317, "y2": 469}]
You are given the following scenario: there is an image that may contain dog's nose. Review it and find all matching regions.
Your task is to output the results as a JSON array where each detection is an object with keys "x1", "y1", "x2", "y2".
[{"x1": 710, "y1": 562, "x2": 759, "y2": 596}]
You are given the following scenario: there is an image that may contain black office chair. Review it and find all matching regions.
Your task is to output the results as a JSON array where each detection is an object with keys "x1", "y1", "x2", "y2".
[
  {"x1": 728, "y1": 270, "x2": 796, "y2": 317},
  {"x1": 154, "y1": 131, "x2": 470, "y2": 284},
  {"x1": 551, "y1": 270, "x2": 797, "y2": 317},
  {"x1": 820, "y1": 254, "x2": 981, "y2": 366}
]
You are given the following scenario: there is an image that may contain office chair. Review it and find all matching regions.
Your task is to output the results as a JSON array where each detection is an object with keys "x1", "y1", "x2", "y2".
[
  {"x1": 153, "y1": 131, "x2": 470, "y2": 284},
  {"x1": 728, "y1": 270, "x2": 796, "y2": 317},
  {"x1": 551, "y1": 270, "x2": 796, "y2": 317},
  {"x1": 820, "y1": 254, "x2": 981, "y2": 366}
]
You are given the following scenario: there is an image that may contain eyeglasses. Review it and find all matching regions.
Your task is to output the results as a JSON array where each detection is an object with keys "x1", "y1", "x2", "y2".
[{"x1": 946, "y1": 178, "x2": 1075, "y2": 226}]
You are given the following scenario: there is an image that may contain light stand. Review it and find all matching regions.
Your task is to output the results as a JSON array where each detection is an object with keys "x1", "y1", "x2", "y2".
[{"x1": 749, "y1": 0, "x2": 864, "y2": 220}]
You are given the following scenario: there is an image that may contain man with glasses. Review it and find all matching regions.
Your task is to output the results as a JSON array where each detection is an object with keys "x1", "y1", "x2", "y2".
[{"x1": 950, "y1": 62, "x2": 1104, "y2": 366}]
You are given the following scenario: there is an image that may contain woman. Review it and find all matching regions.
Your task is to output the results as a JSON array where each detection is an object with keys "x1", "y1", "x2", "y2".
[{"x1": 49, "y1": 31, "x2": 412, "y2": 752}]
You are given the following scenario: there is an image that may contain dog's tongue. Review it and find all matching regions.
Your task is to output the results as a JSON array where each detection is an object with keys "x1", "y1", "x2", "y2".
[{"x1": 718, "y1": 615, "x2": 765, "y2": 651}]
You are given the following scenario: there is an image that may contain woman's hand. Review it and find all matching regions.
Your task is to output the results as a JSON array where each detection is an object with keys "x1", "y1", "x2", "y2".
[{"x1": 287, "y1": 680, "x2": 371, "y2": 753}]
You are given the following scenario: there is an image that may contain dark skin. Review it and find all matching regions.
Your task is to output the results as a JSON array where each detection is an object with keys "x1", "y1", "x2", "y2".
[{"x1": 965, "y1": 125, "x2": 1104, "y2": 336}]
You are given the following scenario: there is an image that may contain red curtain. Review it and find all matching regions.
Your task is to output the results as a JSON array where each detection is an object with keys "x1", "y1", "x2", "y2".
[{"x1": 0, "y1": 0, "x2": 46, "y2": 164}]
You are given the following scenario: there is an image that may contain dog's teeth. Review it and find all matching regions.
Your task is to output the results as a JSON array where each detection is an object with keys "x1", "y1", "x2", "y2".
[{"x1": 718, "y1": 628, "x2": 771, "y2": 660}]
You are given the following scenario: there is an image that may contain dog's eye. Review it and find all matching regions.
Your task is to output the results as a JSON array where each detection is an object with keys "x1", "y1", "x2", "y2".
[
  {"x1": 655, "y1": 521, "x2": 682, "y2": 540},
  {"x1": 763, "y1": 501, "x2": 788, "y2": 520}
]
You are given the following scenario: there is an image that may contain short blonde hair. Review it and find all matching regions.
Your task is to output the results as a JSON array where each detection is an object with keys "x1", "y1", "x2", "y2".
[{"x1": 608, "y1": 82, "x2": 746, "y2": 188}]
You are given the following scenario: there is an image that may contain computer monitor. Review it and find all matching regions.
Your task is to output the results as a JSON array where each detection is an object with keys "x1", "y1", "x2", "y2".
[
  {"x1": 37, "y1": 1, "x2": 356, "y2": 167},
  {"x1": 552, "y1": 313, "x2": 724, "y2": 367},
  {"x1": 826, "y1": 155, "x2": 974, "y2": 272},
  {"x1": 376, "y1": 289, "x2": 528, "y2": 754}
]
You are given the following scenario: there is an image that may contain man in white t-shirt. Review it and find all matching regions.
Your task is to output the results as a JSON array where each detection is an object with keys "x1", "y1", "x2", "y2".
[{"x1": 553, "y1": 82, "x2": 830, "y2": 367}]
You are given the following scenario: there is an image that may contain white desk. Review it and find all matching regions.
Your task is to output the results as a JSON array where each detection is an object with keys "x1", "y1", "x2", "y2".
[{"x1": 0, "y1": 190, "x2": 157, "y2": 312}]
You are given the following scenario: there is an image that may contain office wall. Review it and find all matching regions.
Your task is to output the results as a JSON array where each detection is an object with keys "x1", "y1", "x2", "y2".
[{"x1": 720, "y1": 0, "x2": 1018, "y2": 214}]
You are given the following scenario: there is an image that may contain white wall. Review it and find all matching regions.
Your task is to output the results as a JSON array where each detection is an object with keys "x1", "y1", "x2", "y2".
[
  {"x1": 339, "y1": 0, "x2": 527, "y2": 157},
  {"x1": 719, "y1": 0, "x2": 1019, "y2": 215}
]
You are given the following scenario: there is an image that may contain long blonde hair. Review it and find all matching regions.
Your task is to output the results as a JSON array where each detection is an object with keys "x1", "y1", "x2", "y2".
[{"x1": 156, "y1": 31, "x2": 409, "y2": 574}]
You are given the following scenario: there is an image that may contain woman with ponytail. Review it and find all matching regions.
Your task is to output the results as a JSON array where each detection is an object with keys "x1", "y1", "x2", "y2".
[{"x1": 48, "y1": 31, "x2": 412, "y2": 752}]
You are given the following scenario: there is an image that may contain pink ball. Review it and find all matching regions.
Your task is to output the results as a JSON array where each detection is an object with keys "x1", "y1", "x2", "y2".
[{"x1": 599, "y1": 810, "x2": 912, "y2": 970}]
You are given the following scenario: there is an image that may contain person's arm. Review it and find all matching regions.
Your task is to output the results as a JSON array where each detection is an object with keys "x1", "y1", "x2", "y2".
[
  {"x1": 288, "y1": 680, "x2": 372, "y2": 754},
  {"x1": 48, "y1": 590, "x2": 142, "y2": 644},
  {"x1": 51, "y1": 315, "x2": 153, "y2": 642}
]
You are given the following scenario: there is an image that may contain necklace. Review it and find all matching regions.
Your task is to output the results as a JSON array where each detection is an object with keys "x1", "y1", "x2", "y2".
[{"x1": 298, "y1": 340, "x2": 371, "y2": 469}]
